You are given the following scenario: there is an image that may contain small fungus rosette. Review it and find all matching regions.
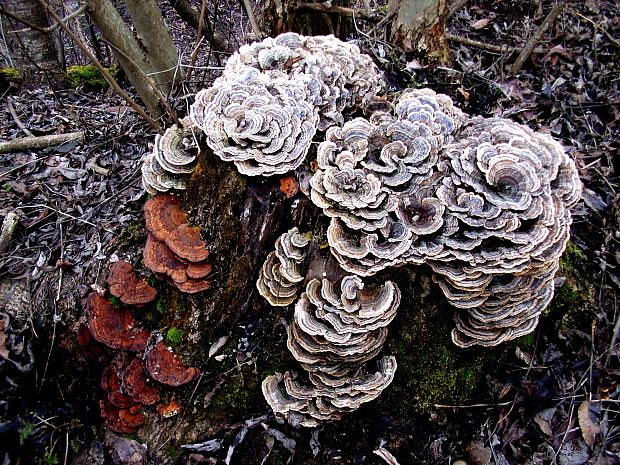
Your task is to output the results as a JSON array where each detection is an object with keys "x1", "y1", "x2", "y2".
[
  {"x1": 141, "y1": 118, "x2": 198, "y2": 194},
  {"x1": 190, "y1": 67, "x2": 318, "y2": 176},
  {"x1": 225, "y1": 33, "x2": 386, "y2": 131},
  {"x1": 256, "y1": 227, "x2": 311, "y2": 307}
]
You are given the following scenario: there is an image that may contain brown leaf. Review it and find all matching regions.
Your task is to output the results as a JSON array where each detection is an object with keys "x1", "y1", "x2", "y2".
[
  {"x1": 471, "y1": 18, "x2": 491, "y2": 29},
  {"x1": 577, "y1": 401, "x2": 600, "y2": 449}
]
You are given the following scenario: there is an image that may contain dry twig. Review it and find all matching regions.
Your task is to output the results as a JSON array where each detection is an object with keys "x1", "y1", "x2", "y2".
[
  {"x1": 0, "y1": 131, "x2": 84, "y2": 154},
  {"x1": 509, "y1": 1, "x2": 566, "y2": 75}
]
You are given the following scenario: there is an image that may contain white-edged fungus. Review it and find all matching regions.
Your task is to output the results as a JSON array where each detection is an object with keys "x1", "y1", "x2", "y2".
[
  {"x1": 261, "y1": 275, "x2": 400, "y2": 426},
  {"x1": 141, "y1": 118, "x2": 199, "y2": 194},
  {"x1": 256, "y1": 228, "x2": 311, "y2": 306}
]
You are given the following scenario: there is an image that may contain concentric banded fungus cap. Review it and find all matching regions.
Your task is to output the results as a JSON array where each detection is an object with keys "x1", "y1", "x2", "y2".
[
  {"x1": 223, "y1": 33, "x2": 386, "y2": 131},
  {"x1": 144, "y1": 194, "x2": 188, "y2": 242},
  {"x1": 146, "y1": 341, "x2": 201, "y2": 386},
  {"x1": 256, "y1": 227, "x2": 310, "y2": 306},
  {"x1": 122, "y1": 357, "x2": 160, "y2": 405},
  {"x1": 287, "y1": 277, "x2": 399, "y2": 372},
  {"x1": 165, "y1": 224, "x2": 209, "y2": 263},
  {"x1": 107, "y1": 261, "x2": 157, "y2": 306},
  {"x1": 87, "y1": 293, "x2": 150, "y2": 352},
  {"x1": 190, "y1": 67, "x2": 318, "y2": 176},
  {"x1": 144, "y1": 234, "x2": 212, "y2": 293},
  {"x1": 141, "y1": 119, "x2": 198, "y2": 195},
  {"x1": 262, "y1": 355, "x2": 397, "y2": 427}
]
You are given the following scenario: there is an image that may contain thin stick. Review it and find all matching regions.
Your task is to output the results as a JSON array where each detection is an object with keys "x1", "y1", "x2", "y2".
[
  {"x1": 568, "y1": 8, "x2": 620, "y2": 49},
  {"x1": 509, "y1": 1, "x2": 566, "y2": 75},
  {"x1": 0, "y1": 131, "x2": 83, "y2": 154},
  {"x1": 447, "y1": 33, "x2": 546, "y2": 54},
  {"x1": 293, "y1": 2, "x2": 377, "y2": 21},
  {"x1": 448, "y1": 0, "x2": 469, "y2": 19},
  {"x1": 367, "y1": 7, "x2": 398, "y2": 36},
  {"x1": 0, "y1": 4, "x2": 86, "y2": 33},
  {"x1": 37, "y1": 0, "x2": 161, "y2": 131},
  {"x1": 8, "y1": 100, "x2": 34, "y2": 137},
  {"x1": 186, "y1": 0, "x2": 208, "y2": 82}
]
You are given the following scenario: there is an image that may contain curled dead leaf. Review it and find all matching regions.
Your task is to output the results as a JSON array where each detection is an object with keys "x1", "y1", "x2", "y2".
[{"x1": 577, "y1": 401, "x2": 600, "y2": 449}]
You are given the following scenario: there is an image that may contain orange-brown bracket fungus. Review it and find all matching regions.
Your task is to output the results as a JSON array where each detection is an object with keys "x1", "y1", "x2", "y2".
[
  {"x1": 99, "y1": 399, "x2": 145, "y2": 434},
  {"x1": 146, "y1": 342, "x2": 201, "y2": 386},
  {"x1": 86, "y1": 293, "x2": 150, "y2": 352},
  {"x1": 143, "y1": 194, "x2": 212, "y2": 293},
  {"x1": 107, "y1": 260, "x2": 157, "y2": 306},
  {"x1": 122, "y1": 357, "x2": 160, "y2": 406}
]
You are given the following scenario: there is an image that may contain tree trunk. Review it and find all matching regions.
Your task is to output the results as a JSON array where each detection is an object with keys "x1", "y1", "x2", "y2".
[
  {"x1": 0, "y1": 0, "x2": 66, "y2": 86},
  {"x1": 388, "y1": 0, "x2": 450, "y2": 61},
  {"x1": 85, "y1": 0, "x2": 164, "y2": 117},
  {"x1": 124, "y1": 0, "x2": 183, "y2": 94},
  {"x1": 175, "y1": 148, "x2": 322, "y2": 362},
  {"x1": 262, "y1": 0, "x2": 355, "y2": 38}
]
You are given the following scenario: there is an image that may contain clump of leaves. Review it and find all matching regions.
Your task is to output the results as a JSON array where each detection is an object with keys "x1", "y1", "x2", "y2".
[
  {"x1": 165, "y1": 327, "x2": 184, "y2": 346},
  {"x1": 18, "y1": 421, "x2": 34, "y2": 446}
]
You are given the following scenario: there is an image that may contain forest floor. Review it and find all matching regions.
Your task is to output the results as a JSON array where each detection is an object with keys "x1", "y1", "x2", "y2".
[{"x1": 0, "y1": 0, "x2": 619, "y2": 464}]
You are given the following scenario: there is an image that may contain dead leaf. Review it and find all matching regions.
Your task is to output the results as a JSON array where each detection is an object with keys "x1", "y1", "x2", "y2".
[
  {"x1": 577, "y1": 401, "x2": 600, "y2": 449},
  {"x1": 534, "y1": 408, "x2": 555, "y2": 437},
  {"x1": 465, "y1": 440, "x2": 491, "y2": 465},
  {"x1": 471, "y1": 18, "x2": 491, "y2": 29}
]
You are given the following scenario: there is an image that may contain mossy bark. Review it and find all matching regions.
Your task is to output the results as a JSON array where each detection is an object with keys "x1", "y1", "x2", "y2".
[{"x1": 179, "y1": 147, "x2": 322, "y2": 363}]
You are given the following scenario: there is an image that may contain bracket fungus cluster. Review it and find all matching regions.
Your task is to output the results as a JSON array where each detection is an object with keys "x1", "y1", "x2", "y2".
[
  {"x1": 135, "y1": 33, "x2": 582, "y2": 426},
  {"x1": 307, "y1": 92, "x2": 581, "y2": 348},
  {"x1": 87, "y1": 293, "x2": 150, "y2": 352},
  {"x1": 256, "y1": 227, "x2": 311, "y2": 306},
  {"x1": 142, "y1": 118, "x2": 198, "y2": 194},
  {"x1": 100, "y1": 354, "x2": 160, "y2": 434},
  {"x1": 262, "y1": 275, "x2": 400, "y2": 427},
  {"x1": 187, "y1": 33, "x2": 386, "y2": 176},
  {"x1": 144, "y1": 194, "x2": 213, "y2": 293},
  {"x1": 86, "y1": 262, "x2": 201, "y2": 432}
]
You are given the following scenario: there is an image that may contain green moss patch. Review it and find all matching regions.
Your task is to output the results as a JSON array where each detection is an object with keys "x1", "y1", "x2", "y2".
[
  {"x1": 0, "y1": 67, "x2": 21, "y2": 93},
  {"x1": 66, "y1": 65, "x2": 119, "y2": 92}
]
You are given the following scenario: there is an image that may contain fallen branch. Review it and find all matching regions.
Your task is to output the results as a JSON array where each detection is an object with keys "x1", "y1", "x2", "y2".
[
  {"x1": 0, "y1": 131, "x2": 84, "y2": 154},
  {"x1": 447, "y1": 33, "x2": 546, "y2": 54},
  {"x1": 509, "y1": 1, "x2": 566, "y2": 75}
]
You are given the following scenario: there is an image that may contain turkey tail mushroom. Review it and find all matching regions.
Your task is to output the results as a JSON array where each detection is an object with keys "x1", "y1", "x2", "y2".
[{"x1": 262, "y1": 276, "x2": 400, "y2": 426}]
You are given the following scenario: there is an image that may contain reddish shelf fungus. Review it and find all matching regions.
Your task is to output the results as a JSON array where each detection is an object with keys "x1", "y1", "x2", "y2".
[
  {"x1": 146, "y1": 342, "x2": 201, "y2": 387},
  {"x1": 122, "y1": 357, "x2": 160, "y2": 406},
  {"x1": 143, "y1": 194, "x2": 212, "y2": 294},
  {"x1": 86, "y1": 293, "x2": 150, "y2": 352},
  {"x1": 107, "y1": 260, "x2": 157, "y2": 306}
]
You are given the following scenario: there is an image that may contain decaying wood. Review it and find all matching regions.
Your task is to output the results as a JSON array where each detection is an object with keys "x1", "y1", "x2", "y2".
[
  {"x1": 509, "y1": 1, "x2": 566, "y2": 75},
  {"x1": 182, "y1": 148, "x2": 322, "y2": 359},
  {"x1": 388, "y1": 0, "x2": 450, "y2": 61},
  {"x1": 0, "y1": 131, "x2": 84, "y2": 153}
]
